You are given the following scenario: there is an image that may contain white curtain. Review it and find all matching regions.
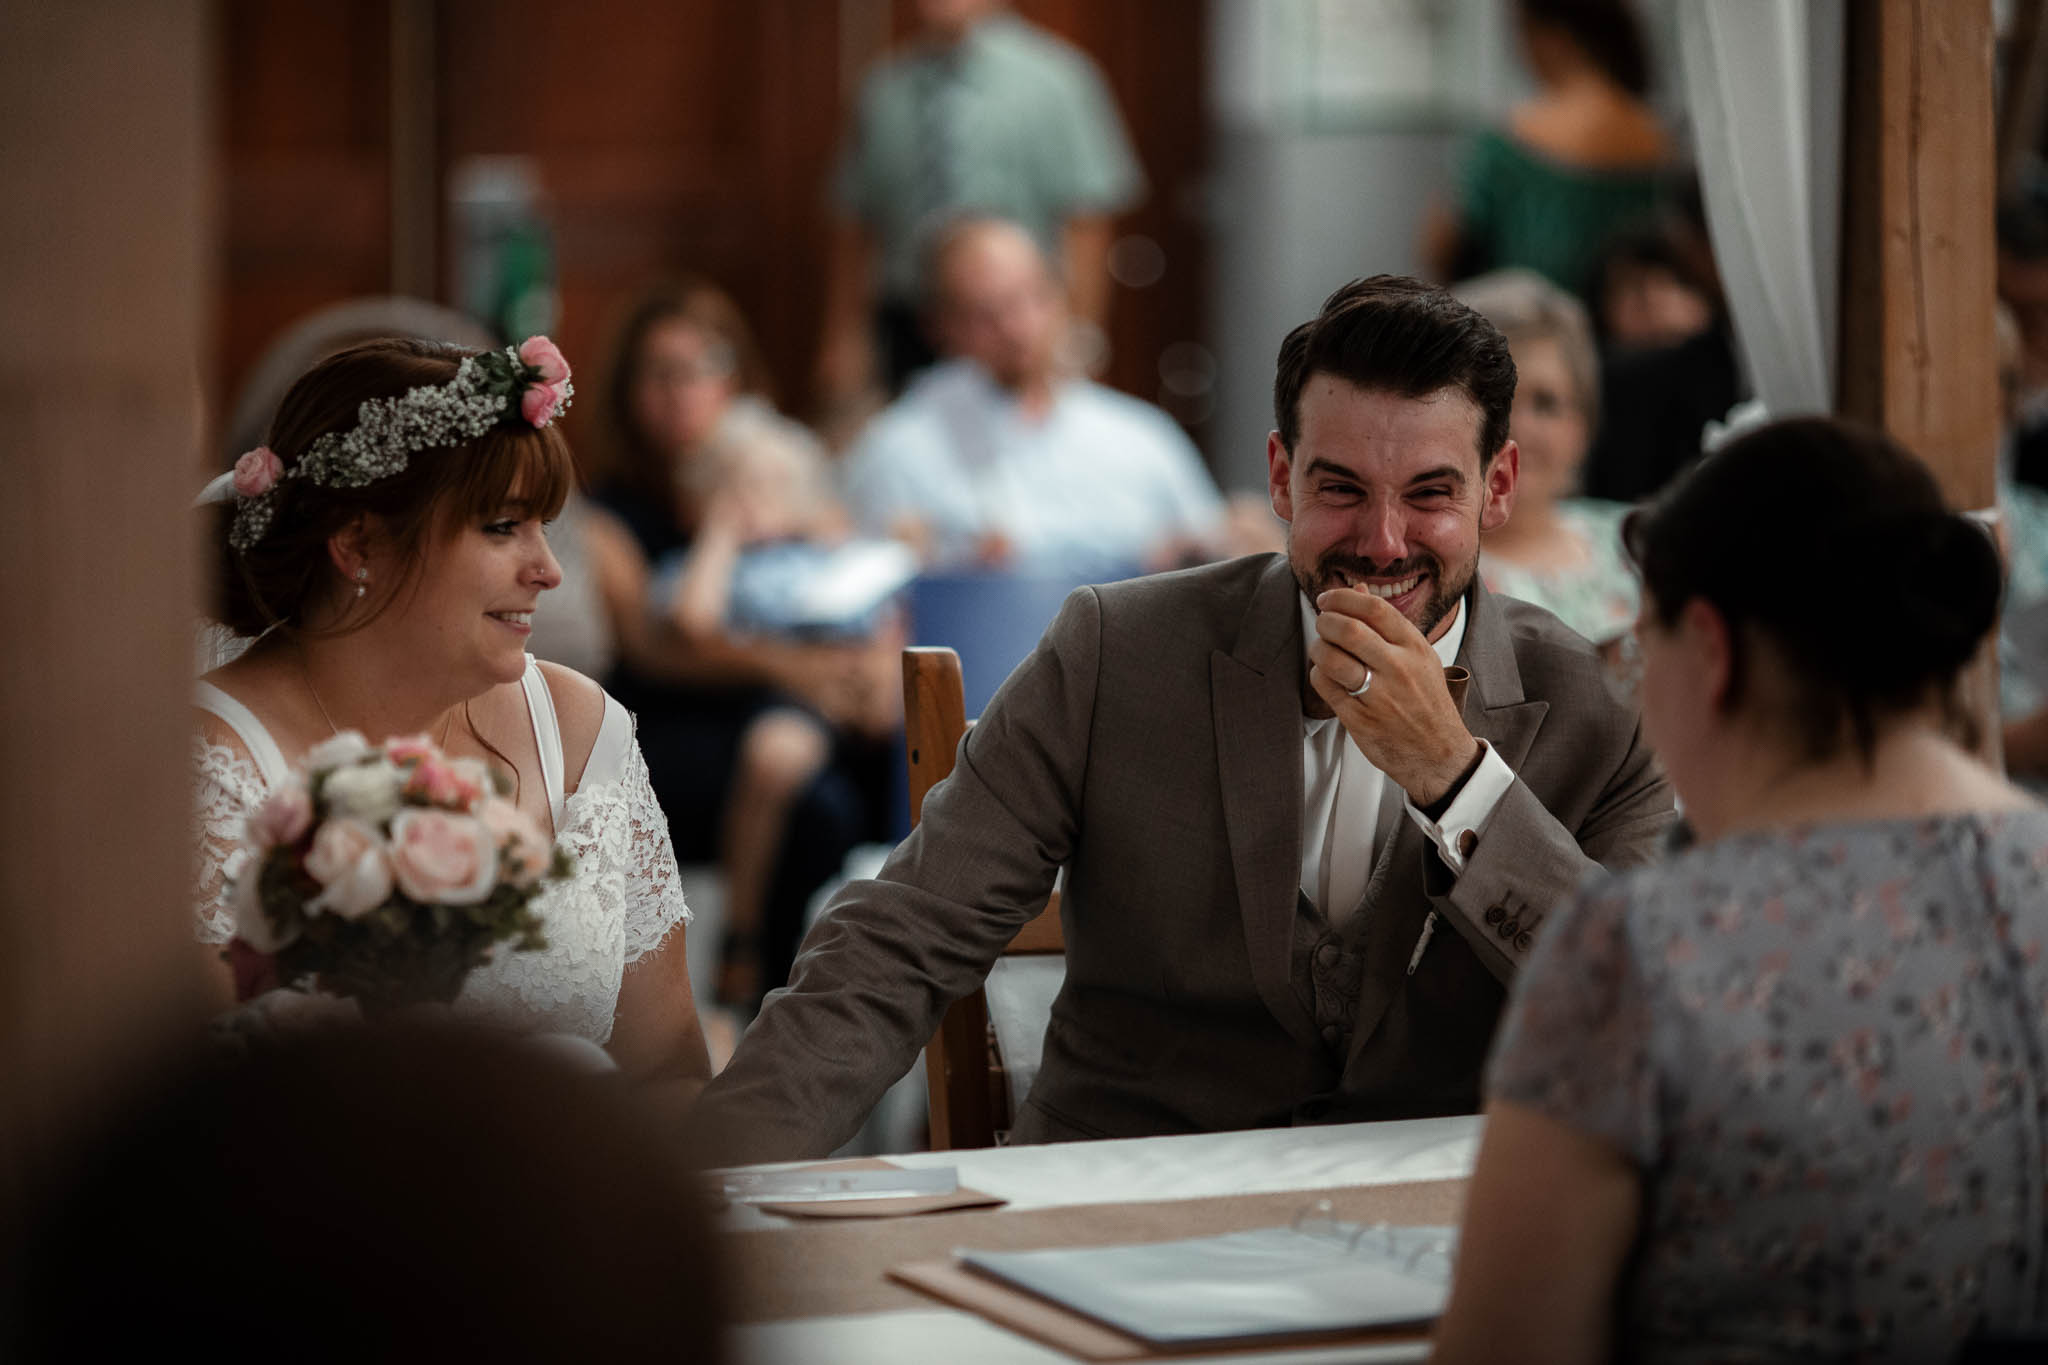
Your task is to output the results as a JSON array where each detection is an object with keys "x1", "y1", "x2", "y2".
[{"x1": 1678, "y1": 0, "x2": 1846, "y2": 430}]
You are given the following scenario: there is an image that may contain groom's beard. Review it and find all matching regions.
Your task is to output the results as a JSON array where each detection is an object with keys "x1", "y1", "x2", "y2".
[{"x1": 1292, "y1": 548, "x2": 1475, "y2": 642}]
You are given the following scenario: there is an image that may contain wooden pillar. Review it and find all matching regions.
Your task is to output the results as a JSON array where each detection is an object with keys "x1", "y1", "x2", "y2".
[
  {"x1": 0, "y1": 3, "x2": 213, "y2": 1196},
  {"x1": 1838, "y1": 0, "x2": 2002, "y2": 756}
]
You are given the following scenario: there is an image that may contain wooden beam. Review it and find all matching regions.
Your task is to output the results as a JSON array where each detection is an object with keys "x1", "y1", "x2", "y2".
[
  {"x1": 0, "y1": 0, "x2": 213, "y2": 1198},
  {"x1": 1839, "y1": 0, "x2": 2002, "y2": 757}
]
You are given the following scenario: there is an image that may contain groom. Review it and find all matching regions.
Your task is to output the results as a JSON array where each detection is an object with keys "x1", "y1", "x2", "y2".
[{"x1": 691, "y1": 276, "x2": 1675, "y2": 1162}]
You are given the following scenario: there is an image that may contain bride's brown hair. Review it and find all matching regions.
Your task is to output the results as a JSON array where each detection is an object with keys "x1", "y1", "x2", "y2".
[{"x1": 212, "y1": 337, "x2": 575, "y2": 638}]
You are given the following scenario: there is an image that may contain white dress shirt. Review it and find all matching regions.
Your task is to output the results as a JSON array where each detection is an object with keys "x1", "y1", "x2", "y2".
[
  {"x1": 839, "y1": 359, "x2": 1225, "y2": 579},
  {"x1": 1297, "y1": 593, "x2": 1517, "y2": 926}
]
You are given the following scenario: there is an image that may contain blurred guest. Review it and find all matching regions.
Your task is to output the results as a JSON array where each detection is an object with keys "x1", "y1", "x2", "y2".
[
  {"x1": 10, "y1": 1025, "x2": 727, "y2": 1363},
  {"x1": 585, "y1": 280, "x2": 897, "y2": 1009},
  {"x1": 1421, "y1": 0, "x2": 1671, "y2": 303},
  {"x1": 1996, "y1": 193, "x2": 2048, "y2": 492},
  {"x1": 1454, "y1": 269, "x2": 1637, "y2": 657},
  {"x1": 1988, "y1": 301, "x2": 2048, "y2": 782},
  {"x1": 1432, "y1": 418, "x2": 2046, "y2": 1365},
  {"x1": 841, "y1": 215, "x2": 1230, "y2": 579},
  {"x1": 1577, "y1": 201, "x2": 1746, "y2": 504},
  {"x1": 815, "y1": 0, "x2": 1144, "y2": 408}
]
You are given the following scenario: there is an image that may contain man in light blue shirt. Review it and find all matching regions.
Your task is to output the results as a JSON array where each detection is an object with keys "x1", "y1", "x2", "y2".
[{"x1": 841, "y1": 216, "x2": 1226, "y2": 580}]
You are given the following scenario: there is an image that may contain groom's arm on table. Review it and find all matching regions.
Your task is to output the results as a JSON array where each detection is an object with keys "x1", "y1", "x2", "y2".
[{"x1": 685, "y1": 590, "x2": 1104, "y2": 1166}]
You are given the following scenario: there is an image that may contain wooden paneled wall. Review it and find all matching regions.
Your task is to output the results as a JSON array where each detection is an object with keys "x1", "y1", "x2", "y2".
[{"x1": 214, "y1": 0, "x2": 1211, "y2": 460}]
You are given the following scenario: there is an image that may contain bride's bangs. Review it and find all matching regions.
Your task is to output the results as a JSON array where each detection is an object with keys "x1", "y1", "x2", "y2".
[{"x1": 445, "y1": 423, "x2": 575, "y2": 528}]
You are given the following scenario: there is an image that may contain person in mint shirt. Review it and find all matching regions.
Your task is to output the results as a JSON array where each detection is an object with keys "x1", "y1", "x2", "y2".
[
  {"x1": 1421, "y1": 0, "x2": 1672, "y2": 303},
  {"x1": 816, "y1": 0, "x2": 1144, "y2": 405}
]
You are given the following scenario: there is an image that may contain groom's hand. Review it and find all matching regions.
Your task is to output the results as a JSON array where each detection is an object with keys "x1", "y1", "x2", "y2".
[{"x1": 1308, "y1": 587, "x2": 1480, "y2": 807}]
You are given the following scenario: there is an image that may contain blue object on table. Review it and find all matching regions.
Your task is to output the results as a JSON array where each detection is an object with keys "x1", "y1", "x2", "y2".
[{"x1": 907, "y1": 565, "x2": 1142, "y2": 719}]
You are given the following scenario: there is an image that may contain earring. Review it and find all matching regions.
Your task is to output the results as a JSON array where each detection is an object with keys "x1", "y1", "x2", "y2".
[{"x1": 353, "y1": 566, "x2": 368, "y2": 600}]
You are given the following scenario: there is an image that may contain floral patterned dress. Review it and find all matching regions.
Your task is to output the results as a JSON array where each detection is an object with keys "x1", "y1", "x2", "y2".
[{"x1": 1488, "y1": 813, "x2": 2048, "y2": 1362}]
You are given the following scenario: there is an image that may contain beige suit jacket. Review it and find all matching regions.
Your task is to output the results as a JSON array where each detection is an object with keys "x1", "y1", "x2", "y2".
[{"x1": 692, "y1": 554, "x2": 1674, "y2": 1162}]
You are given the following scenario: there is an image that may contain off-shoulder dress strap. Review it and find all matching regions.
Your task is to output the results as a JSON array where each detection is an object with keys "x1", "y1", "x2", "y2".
[
  {"x1": 519, "y1": 654, "x2": 568, "y2": 828},
  {"x1": 193, "y1": 680, "x2": 291, "y2": 789},
  {"x1": 583, "y1": 693, "x2": 633, "y2": 788}
]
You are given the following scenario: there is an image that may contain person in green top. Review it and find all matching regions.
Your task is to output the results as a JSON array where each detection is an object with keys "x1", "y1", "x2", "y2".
[
  {"x1": 816, "y1": 0, "x2": 1144, "y2": 409},
  {"x1": 1421, "y1": 0, "x2": 1673, "y2": 303}
]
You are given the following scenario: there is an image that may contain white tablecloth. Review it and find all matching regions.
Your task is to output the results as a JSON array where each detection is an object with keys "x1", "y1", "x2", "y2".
[{"x1": 728, "y1": 1115, "x2": 1482, "y2": 1364}]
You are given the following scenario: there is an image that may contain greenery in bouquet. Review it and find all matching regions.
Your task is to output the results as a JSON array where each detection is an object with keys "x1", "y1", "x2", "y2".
[{"x1": 229, "y1": 730, "x2": 571, "y2": 1011}]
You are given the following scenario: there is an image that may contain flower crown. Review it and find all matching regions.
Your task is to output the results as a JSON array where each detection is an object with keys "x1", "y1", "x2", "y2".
[{"x1": 200, "y1": 336, "x2": 574, "y2": 552}]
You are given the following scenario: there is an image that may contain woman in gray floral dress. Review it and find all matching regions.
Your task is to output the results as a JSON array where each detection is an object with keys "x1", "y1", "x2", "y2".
[{"x1": 1431, "y1": 418, "x2": 2048, "y2": 1363}]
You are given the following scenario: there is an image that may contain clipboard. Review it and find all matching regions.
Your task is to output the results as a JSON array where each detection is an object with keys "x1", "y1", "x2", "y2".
[{"x1": 890, "y1": 1217, "x2": 1454, "y2": 1360}]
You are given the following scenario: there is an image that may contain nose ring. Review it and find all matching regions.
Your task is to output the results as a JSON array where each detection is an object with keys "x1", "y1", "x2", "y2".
[{"x1": 1347, "y1": 668, "x2": 1373, "y2": 698}]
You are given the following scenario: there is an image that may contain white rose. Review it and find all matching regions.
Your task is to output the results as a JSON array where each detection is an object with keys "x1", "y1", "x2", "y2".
[
  {"x1": 321, "y1": 759, "x2": 405, "y2": 825},
  {"x1": 305, "y1": 730, "x2": 372, "y2": 771},
  {"x1": 229, "y1": 848, "x2": 297, "y2": 952},
  {"x1": 303, "y1": 817, "x2": 396, "y2": 919}
]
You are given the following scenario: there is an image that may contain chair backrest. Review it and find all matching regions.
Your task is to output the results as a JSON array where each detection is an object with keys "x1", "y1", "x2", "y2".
[
  {"x1": 903, "y1": 646, "x2": 1063, "y2": 1150},
  {"x1": 907, "y1": 566, "x2": 1140, "y2": 718}
]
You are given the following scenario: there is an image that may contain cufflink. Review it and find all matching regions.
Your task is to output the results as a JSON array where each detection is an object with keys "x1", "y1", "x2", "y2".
[{"x1": 1455, "y1": 829, "x2": 1478, "y2": 859}]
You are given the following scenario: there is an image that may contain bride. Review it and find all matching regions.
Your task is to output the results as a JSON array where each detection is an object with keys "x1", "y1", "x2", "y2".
[{"x1": 192, "y1": 336, "x2": 710, "y2": 1103}]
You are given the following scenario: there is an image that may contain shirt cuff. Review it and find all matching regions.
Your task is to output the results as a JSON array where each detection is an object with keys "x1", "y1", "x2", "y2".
[{"x1": 1402, "y1": 740, "x2": 1515, "y2": 876}]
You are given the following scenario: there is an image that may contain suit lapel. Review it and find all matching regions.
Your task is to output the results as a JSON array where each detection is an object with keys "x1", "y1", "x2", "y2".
[
  {"x1": 1346, "y1": 580, "x2": 1546, "y2": 1058},
  {"x1": 1213, "y1": 558, "x2": 1320, "y2": 1050}
]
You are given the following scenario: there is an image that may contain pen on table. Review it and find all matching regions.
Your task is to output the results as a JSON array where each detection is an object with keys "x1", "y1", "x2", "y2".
[{"x1": 1406, "y1": 910, "x2": 1438, "y2": 975}]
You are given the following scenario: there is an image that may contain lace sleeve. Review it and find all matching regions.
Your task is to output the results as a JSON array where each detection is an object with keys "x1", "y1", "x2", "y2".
[
  {"x1": 610, "y1": 735, "x2": 691, "y2": 964},
  {"x1": 192, "y1": 736, "x2": 266, "y2": 946}
]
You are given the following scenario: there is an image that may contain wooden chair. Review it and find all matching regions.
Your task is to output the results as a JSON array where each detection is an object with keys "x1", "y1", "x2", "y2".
[{"x1": 903, "y1": 646, "x2": 1063, "y2": 1150}]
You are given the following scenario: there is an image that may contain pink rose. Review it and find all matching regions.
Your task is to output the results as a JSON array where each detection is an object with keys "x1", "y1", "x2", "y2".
[
  {"x1": 303, "y1": 817, "x2": 395, "y2": 920},
  {"x1": 520, "y1": 379, "x2": 563, "y2": 428},
  {"x1": 248, "y1": 781, "x2": 313, "y2": 847},
  {"x1": 517, "y1": 335, "x2": 571, "y2": 384},
  {"x1": 231, "y1": 445, "x2": 283, "y2": 498},
  {"x1": 477, "y1": 796, "x2": 552, "y2": 887},
  {"x1": 388, "y1": 808, "x2": 496, "y2": 905},
  {"x1": 407, "y1": 756, "x2": 483, "y2": 810},
  {"x1": 384, "y1": 733, "x2": 440, "y2": 764}
]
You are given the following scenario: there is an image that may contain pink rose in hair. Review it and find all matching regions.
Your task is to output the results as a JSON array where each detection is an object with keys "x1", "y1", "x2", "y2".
[
  {"x1": 388, "y1": 809, "x2": 497, "y2": 905},
  {"x1": 248, "y1": 781, "x2": 313, "y2": 848},
  {"x1": 520, "y1": 379, "x2": 563, "y2": 428},
  {"x1": 517, "y1": 335, "x2": 570, "y2": 384},
  {"x1": 231, "y1": 446, "x2": 283, "y2": 498}
]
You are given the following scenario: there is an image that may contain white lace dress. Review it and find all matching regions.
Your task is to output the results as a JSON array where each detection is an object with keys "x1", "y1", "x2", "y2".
[{"x1": 192, "y1": 657, "x2": 689, "y2": 1044}]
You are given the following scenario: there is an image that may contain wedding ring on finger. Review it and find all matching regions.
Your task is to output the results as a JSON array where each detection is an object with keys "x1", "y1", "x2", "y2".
[{"x1": 1347, "y1": 668, "x2": 1373, "y2": 698}]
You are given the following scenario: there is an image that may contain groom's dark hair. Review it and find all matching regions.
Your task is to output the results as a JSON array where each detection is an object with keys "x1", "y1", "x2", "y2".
[{"x1": 1273, "y1": 275, "x2": 1518, "y2": 466}]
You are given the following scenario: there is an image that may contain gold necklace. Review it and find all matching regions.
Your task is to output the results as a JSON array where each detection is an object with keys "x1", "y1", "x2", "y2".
[{"x1": 300, "y1": 649, "x2": 456, "y2": 751}]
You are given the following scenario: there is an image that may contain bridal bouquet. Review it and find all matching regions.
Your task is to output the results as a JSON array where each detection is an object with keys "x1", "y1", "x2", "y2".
[{"x1": 229, "y1": 731, "x2": 570, "y2": 1011}]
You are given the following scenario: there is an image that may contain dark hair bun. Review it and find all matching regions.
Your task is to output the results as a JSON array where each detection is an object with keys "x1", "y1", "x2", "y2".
[{"x1": 1630, "y1": 417, "x2": 2003, "y2": 756}]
